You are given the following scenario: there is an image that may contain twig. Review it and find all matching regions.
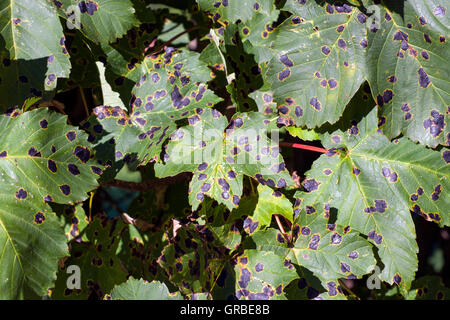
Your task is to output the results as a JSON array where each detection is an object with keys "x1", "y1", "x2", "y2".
[
  {"x1": 338, "y1": 279, "x2": 360, "y2": 300},
  {"x1": 248, "y1": 176, "x2": 255, "y2": 195},
  {"x1": 146, "y1": 25, "x2": 201, "y2": 56},
  {"x1": 79, "y1": 86, "x2": 90, "y2": 118},
  {"x1": 274, "y1": 215, "x2": 286, "y2": 234},
  {"x1": 274, "y1": 214, "x2": 291, "y2": 243},
  {"x1": 279, "y1": 142, "x2": 329, "y2": 154},
  {"x1": 38, "y1": 100, "x2": 72, "y2": 124},
  {"x1": 102, "y1": 173, "x2": 192, "y2": 192},
  {"x1": 88, "y1": 191, "x2": 95, "y2": 222}
]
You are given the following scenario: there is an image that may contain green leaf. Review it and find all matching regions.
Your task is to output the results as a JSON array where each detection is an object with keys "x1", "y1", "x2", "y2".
[
  {"x1": 247, "y1": 225, "x2": 375, "y2": 298},
  {"x1": 60, "y1": 32, "x2": 101, "y2": 90},
  {"x1": 406, "y1": 276, "x2": 450, "y2": 300},
  {"x1": 155, "y1": 109, "x2": 294, "y2": 210},
  {"x1": 0, "y1": 108, "x2": 99, "y2": 299},
  {"x1": 96, "y1": 61, "x2": 126, "y2": 109},
  {"x1": 54, "y1": 203, "x2": 89, "y2": 242},
  {"x1": 158, "y1": 224, "x2": 225, "y2": 295},
  {"x1": 0, "y1": 52, "x2": 48, "y2": 112},
  {"x1": 284, "y1": 267, "x2": 328, "y2": 300},
  {"x1": 197, "y1": 198, "x2": 243, "y2": 251},
  {"x1": 201, "y1": 25, "x2": 265, "y2": 112},
  {"x1": 296, "y1": 107, "x2": 449, "y2": 290},
  {"x1": 196, "y1": 0, "x2": 274, "y2": 24},
  {"x1": 110, "y1": 277, "x2": 182, "y2": 300},
  {"x1": 234, "y1": 249, "x2": 297, "y2": 300},
  {"x1": 290, "y1": 209, "x2": 376, "y2": 287},
  {"x1": 56, "y1": 0, "x2": 140, "y2": 44},
  {"x1": 52, "y1": 215, "x2": 128, "y2": 299},
  {"x1": 0, "y1": 0, "x2": 71, "y2": 89},
  {"x1": 366, "y1": 1, "x2": 449, "y2": 147},
  {"x1": 117, "y1": 225, "x2": 169, "y2": 283},
  {"x1": 22, "y1": 97, "x2": 42, "y2": 112},
  {"x1": 90, "y1": 49, "x2": 221, "y2": 168},
  {"x1": 251, "y1": 184, "x2": 293, "y2": 231},
  {"x1": 266, "y1": 0, "x2": 368, "y2": 128},
  {"x1": 234, "y1": 1, "x2": 280, "y2": 64},
  {"x1": 286, "y1": 127, "x2": 320, "y2": 141}
]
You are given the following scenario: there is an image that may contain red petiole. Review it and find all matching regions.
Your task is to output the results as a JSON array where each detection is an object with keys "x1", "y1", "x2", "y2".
[{"x1": 280, "y1": 142, "x2": 329, "y2": 154}]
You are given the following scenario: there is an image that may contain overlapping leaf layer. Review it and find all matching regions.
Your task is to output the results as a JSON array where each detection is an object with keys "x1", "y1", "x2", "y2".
[{"x1": 0, "y1": 0, "x2": 448, "y2": 301}]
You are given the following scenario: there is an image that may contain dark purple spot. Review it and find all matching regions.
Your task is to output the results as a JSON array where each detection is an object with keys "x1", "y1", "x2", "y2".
[
  {"x1": 419, "y1": 16, "x2": 427, "y2": 25},
  {"x1": 418, "y1": 68, "x2": 430, "y2": 88},
  {"x1": 151, "y1": 73, "x2": 160, "y2": 83},
  {"x1": 255, "y1": 263, "x2": 264, "y2": 272},
  {"x1": 233, "y1": 117, "x2": 243, "y2": 128},
  {"x1": 374, "y1": 199, "x2": 387, "y2": 213},
  {"x1": 338, "y1": 39, "x2": 347, "y2": 50},
  {"x1": 40, "y1": 120, "x2": 48, "y2": 129},
  {"x1": 349, "y1": 121, "x2": 359, "y2": 135},
  {"x1": 294, "y1": 106, "x2": 303, "y2": 117},
  {"x1": 68, "y1": 164, "x2": 80, "y2": 176},
  {"x1": 66, "y1": 131, "x2": 76, "y2": 141},
  {"x1": 74, "y1": 146, "x2": 90, "y2": 163},
  {"x1": 388, "y1": 75, "x2": 397, "y2": 83},
  {"x1": 34, "y1": 212, "x2": 45, "y2": 225},
  {"x1": 308, "y1": 234, "x2": 320, "y2": 250},
  {"x1": 279, "y1": 105, "x2": 289, "y2": 115},
  {"x1": 278, "y1": 69, "x2": 291, "y2": 81},
  {"x1": 305, "y1": 206, "x2": 316, "y2": 214},
  {"x1": 16, "y1": 188, "x2": 27, "y2": 200},
  {"x1": 91, "y1": 166, "x2": 102, "y2": 175},
  {"x1": 417, "y1": 187, "x2": 424, "y2": 196},
  {"x1": 421, "y1": 51, "x2": 429, "y2": 60},
  {"x1": 309, "y1": 97, "x2": 321, "y2": 111},
  {"x1": 292, "y1": 16, "x2": 301, "y2": 24},
  {"x1": 280, "y1": 54, "x2": 293, "y2": 67},
  {"x1": 393, "y1": 30, "x2": 409, "y2": 41},
  {"x1": 348, "y1": 251, "x2": 358, "y2": 259},
  {"x1": 340, "y1": 262, "x2": 350, "y2": 273},
  {"x1": 389, "y1": 172, "x2": 398, "y2": 182},
  {"x1": 263, "y1": 94, "x2": 273, "y2": 103},
  {"x1": 328, "y1": 79, "x2": 337, "y2": 89},
  {"x1": 383, "y1": 89, "x2": 394, "y2": 104},
  {"x1": 277, "y1": 178, "x2": 286, "y2": 188},
  {"x1": 59, "y1": 185, "x2": 71, "y2": 195},
  {"x1": 237, "y1": 268, "x2": 251, "y2": 289},
  {"x1": 303, "y1": 179, "x2": 320, "y2": 192},
  {"x1": 434, "y1": 6, "x2": 446, "y2": 17},
  {"x1": 357, "y1": 13, "x2": 367, "y2": 23},
  {"x1": 48, "y1": 160, "x2": 57, "y2": 173},
  {"x1": 28, "y1": 147, "x2": 39, "y2": 157},
  {"x1": 331, "y1": 233, "x2": 342, "y2": 245},
  {"x1": 321, "y1": 46, "x2": 331, "y2": 55},
  {"x1": 301, "y1": 227, "x2": 311, "y2": 236}
]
